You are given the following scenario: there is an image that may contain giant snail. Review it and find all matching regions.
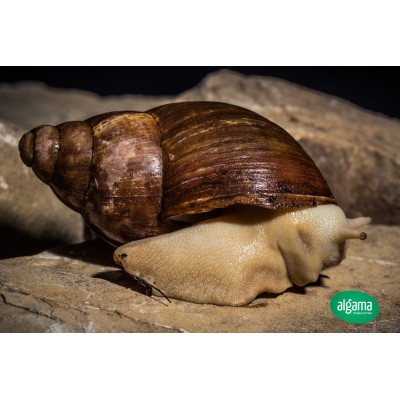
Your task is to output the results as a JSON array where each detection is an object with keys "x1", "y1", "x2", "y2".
[{"x1": 19, "y1": 102, "x2": 370, "y2": 306}]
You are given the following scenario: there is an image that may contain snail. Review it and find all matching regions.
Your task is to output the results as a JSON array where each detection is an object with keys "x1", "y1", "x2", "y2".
[{"x1": 19, "y1": 101, "x2": 371, "y2": 306}]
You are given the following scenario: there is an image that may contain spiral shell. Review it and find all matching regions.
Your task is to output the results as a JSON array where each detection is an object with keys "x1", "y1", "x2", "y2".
[{"x1": 19, "y1": 101, "x2": 335, "y2": 246}]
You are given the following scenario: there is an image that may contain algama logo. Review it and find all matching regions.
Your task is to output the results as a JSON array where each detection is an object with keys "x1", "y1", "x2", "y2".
[
  {"x1": 336, "y1": 298, "x2": 373, "y2": 315},
  {"x1": 330, "y1": 290, "x2": 379, "y2": 324}
]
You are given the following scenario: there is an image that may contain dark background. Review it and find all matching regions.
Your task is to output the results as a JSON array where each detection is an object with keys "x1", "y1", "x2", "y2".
[{"x1": 1, "y1": 67, "x2": 398, "y2": 119}]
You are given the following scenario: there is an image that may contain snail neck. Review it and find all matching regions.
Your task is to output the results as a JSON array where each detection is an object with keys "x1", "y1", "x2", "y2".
[{"x1": 221, "y1": 205, "x2": 327, "y2": 287}]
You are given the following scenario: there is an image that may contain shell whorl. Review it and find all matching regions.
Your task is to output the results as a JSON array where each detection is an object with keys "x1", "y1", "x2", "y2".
[
  {"x1": 83, "y1": 112, "x2": 183, "y2": 245},
  {"x1": 19, "y1": 122, "x2": 93, "y2": 212}
]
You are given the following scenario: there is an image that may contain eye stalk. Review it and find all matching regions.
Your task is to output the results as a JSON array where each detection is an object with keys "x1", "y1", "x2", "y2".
[{"x1": 338, "y1": 216, "x2": 372, "y2": 241}]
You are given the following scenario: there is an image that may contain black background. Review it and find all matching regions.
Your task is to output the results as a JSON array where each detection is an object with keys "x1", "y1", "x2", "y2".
[{"x1": 1, "y1": 66, "x2": 398, "y2": 119}]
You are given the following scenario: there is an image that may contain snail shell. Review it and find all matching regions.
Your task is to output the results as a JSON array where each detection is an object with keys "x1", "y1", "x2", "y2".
[{"x1": 19, "y1": 101, "x2": 335, "y2": 246}]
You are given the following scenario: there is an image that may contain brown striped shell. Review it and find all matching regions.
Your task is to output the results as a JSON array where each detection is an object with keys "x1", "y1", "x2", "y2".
[{"x1": 19, "y1": 101, "x2": 336, "y2": 246}]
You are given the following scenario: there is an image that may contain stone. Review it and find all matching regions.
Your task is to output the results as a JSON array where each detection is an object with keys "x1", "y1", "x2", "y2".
[
  {"x1": 0, "y1": 81, "x2": 172, "y2": 130},
  {"x1": 0, "y1": 225, "x2": 398, "y2": 332}
]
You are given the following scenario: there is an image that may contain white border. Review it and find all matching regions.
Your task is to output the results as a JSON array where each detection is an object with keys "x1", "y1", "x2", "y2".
[
  {"x1": 2, "y1": 1, "x2": 399, "y2": 66},
  {"x1": 1, "y1": 333, "x2": 398, "y2": 398}
]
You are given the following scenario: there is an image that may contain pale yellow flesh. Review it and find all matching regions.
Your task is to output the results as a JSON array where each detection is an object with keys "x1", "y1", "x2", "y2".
[{"x1": 114, "y1": 205, "x2": 371, "y2": 306}]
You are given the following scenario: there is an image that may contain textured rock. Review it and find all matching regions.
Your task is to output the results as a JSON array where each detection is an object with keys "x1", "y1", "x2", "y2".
[
  {"x1": 0, "y1": 81, "x2": 172, "y2": 130},
  {"x1": 0, "y1": 225, "x2": 398, "y2": 332}
]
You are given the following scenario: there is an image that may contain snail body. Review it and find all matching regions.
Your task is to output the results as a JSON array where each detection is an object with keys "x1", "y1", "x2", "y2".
[
  {"x1": 19, "y1": 102, "x2": 370, "y2": 306},
  {"x1": 115, "y1": 204, "x2": 370, "y2": 305}
]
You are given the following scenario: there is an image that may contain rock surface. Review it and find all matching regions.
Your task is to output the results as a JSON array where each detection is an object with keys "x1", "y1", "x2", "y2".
[
  {"x1": 0, "y1": 70, "x2": 399, "y2": 332},
  {"x1": 0, "y1": 225, "x2": 398, "y2": 332},
  {"x1": 0, "y1": 81, "x2": 172, "y2": 130}
]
